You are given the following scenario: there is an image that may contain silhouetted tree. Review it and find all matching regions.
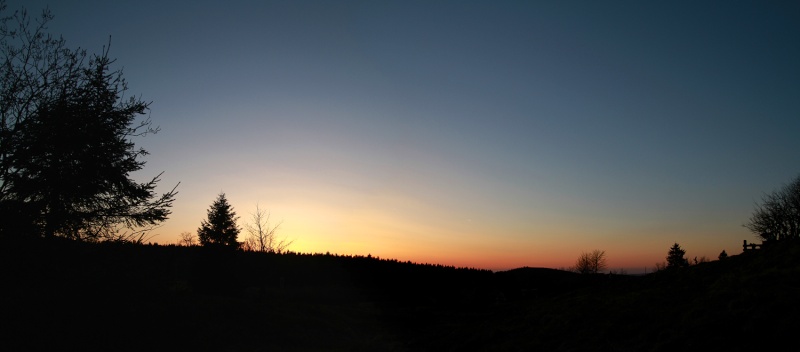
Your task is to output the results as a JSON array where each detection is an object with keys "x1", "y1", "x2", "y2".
[
  {"x1": 0, "y1": 3, "x2": 177, "y2": 241},
  {"x1": 666, "y1": 243, "x2": 688, "y2": 269},
  {"x1": 718, "y1": 250, "x2": 728, "y2": 260},
  {"x1": 573, "y1": 249, "x2": 607, "y2": 274},
  {"x1": 198, "y1": 193, "x2": 240, "y2": 248},
  {"x1": 177, "y1": 231, "x2": 197, "y2": 246},
  {"x1": 242, "y1": 204, "x2": 292, "y2": 253},
  {"x1": 744, "y1": 174, "x2": 800, "y2": 242}
]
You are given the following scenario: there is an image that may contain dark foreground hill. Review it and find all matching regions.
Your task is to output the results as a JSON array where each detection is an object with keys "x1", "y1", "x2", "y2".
[{"x1": 1, "y1": 236, "x2": 798, "y2": 351}]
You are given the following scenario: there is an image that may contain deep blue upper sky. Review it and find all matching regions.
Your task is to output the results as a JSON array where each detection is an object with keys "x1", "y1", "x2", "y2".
[{"x1": 5, "y1": 0, "x2": 799, "y2": 270}]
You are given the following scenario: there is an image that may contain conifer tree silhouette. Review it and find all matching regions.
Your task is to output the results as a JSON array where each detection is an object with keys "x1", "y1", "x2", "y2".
[
  {"x1": 666, "y1": 243, "x2": 689, "y2": 269},
  {"x1": 0, "y1": 4, "x2": 177, "y2": 240},
  {"x1": 198, "y1": 193, "x2": 240, "y2": 248}
]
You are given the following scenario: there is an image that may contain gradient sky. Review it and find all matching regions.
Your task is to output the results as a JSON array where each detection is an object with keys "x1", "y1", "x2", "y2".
[{"x1": 8, "y1": 0, "x2": 799, "y2": 271}]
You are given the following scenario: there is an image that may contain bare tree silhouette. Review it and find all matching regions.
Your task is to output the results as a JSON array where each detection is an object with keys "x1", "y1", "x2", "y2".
[
  {"x1": 745, "y1": 174, "x2": 800, "y2": 242},
  {"x1": 573, "y1": 249, "x2": 607, "y2": 274},
  {"x1": 177, "y1": 231, "x2": 197, "y2": 246},
  {"x1": 242, "y1": 204, "x2": 293, "y2": 253}
]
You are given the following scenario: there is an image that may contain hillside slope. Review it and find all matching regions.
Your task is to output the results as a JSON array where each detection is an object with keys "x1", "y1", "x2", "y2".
[{"x1": 1, "y1": 237, "x2": 798, "y2": 351}]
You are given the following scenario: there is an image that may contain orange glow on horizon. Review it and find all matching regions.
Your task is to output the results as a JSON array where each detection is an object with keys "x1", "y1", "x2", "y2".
[{"x1": 151, "y1": 183, "x2": 747, "y2": 274}]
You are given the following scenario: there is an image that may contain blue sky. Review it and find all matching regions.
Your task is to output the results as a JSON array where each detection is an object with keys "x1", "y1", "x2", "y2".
[{"x1": 7, "y1": 0, "x2": 799, "y2": 271}]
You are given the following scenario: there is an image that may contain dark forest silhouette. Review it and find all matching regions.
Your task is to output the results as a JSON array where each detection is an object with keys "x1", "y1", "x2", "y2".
[{"x1": 2, "y1": 234, "x2": 798, "y2": 351}]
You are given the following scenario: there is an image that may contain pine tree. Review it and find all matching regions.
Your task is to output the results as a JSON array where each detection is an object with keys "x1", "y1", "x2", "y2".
[
  {"x1": 198, "y1": 193, "x2": 240, "y2": 248},
  {"x1": 666, "y1": 243, "x2": 689, "y2": 269},
  {"x1": 0, "y1": 5, "x2": 177, "y2": 241}
]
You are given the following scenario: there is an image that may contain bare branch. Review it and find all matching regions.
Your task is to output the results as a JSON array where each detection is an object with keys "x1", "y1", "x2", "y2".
[
  {"x1": 573, "y1": 249, "x2": 607, "y2": 274},
  {"x1": 243, "y1": 203, "x2": 293, "y2": 253}
]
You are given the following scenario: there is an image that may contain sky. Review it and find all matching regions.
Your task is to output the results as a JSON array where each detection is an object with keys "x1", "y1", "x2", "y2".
[{"x1": 6, "y1": 0, "x2": 799, "y2": 272}]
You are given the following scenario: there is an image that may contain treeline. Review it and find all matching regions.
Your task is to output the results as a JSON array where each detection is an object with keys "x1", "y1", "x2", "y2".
[{"x1": 2, "y1": 234, "x2": 496, "y2": 304}]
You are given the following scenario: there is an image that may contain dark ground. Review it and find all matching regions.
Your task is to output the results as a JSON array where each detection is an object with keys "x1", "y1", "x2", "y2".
[{"x1": 2, "y1": 236, "x2": 798, "y2": 351}]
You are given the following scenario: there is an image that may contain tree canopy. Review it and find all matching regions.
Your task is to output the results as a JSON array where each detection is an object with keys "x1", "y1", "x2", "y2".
[
  {"x1": 198, "y1": 193, "x2": 240, "y2": 248},
  {"x1": 0, "y1": 3, "x2": 177, "y2": 241}
]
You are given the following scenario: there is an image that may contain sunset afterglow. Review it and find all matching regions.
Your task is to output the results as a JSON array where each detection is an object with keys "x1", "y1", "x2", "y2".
[{"x1": 10, "y1": 0, "x2": 798, "y2": 272}]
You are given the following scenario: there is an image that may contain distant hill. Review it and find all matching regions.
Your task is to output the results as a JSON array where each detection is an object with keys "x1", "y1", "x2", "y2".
[
  {"x1": 1, "y1": 236, "x2": 798, "y2": 351},
  {"x1": 466, "y1": 241, "x2": 800, "y2": 352},
  {"x1": 494, "y1": 266, "x2": 583, "y2": 297}
]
